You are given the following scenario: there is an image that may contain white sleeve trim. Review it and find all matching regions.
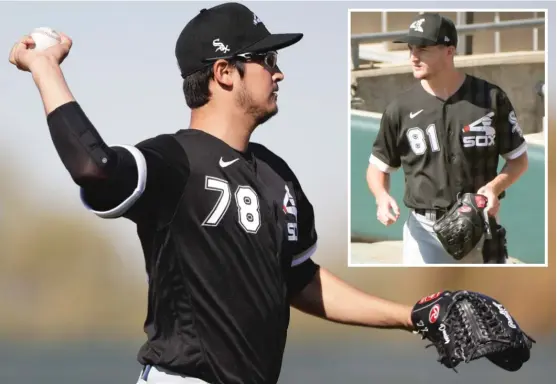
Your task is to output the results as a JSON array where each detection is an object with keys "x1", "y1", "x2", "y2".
[
  {"x1": 291, "y1": 243, "x2": 317, "y2": 267},
  {"x1": 369, "y1": 154, "x2": 398, "y2": 173},
  {"x1": 80, "y1": 144, "x2": 148, "y2": 219},
  {"x1": 501, "y1": 141, "x2": 528, "y2": 160}
]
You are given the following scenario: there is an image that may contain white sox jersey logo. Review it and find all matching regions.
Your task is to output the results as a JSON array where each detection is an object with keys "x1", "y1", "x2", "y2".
[
  {"x1": 508, "y1": 110, "x2": 523, "y2": 137},
  {"x1": 462, "y1": 112, "x2": 496, "y2": 148},
  {"x1": 283, "y1": 185, "x2": 298, "y2": 241}
]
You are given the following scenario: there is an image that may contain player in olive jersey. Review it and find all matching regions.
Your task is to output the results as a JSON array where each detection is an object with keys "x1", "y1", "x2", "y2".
[
  {"x1": 9, "y1": 3, "x2": 426, "y2": 384},
  {"x1": 367, "y1": 12, "x2": 528, "y2": 265}
]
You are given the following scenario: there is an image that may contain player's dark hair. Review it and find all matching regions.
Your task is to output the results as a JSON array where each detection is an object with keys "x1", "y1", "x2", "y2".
[{"x1": 183, "y1": 60, "x2": 246, "y2": 109}]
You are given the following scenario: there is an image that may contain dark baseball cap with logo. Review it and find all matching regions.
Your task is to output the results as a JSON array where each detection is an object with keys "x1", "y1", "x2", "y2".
[
  {"x1": 175, "y1": 2, "x2": 303, "y2": 78},
  {"x1": 393, "y1": 13, "x2": 458, "y2": 47}
]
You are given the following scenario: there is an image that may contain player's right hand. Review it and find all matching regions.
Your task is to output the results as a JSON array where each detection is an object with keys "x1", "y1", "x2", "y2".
[
  {"x1": 9, "y1": 32, "x2": 72, "y2": 73},
  {"x1": 376, "y1": 193, "x2": 400, "y2": 226}
]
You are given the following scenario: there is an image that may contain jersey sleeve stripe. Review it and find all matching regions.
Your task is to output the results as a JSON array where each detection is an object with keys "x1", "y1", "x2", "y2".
[
  {"x1": 80, "y1": 145, "x2": 147, "y2": 219},
  {"x1": 291, "y1": 243, "x2": 317, "y2": 267},
  {"x1": 369, "y1": 154, "x2": 398, "y2": 173},
  {"x1": 501, "y1": 141, "x2": 528, "y2": 160}
]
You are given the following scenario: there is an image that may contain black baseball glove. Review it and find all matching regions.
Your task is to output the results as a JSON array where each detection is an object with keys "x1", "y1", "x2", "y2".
[
  {"x1": 411, "y1": 290, "x2": 535, "y2": 372},
  {"x1": 433, "y1": 193, "x2": 489, "y2": 260}
]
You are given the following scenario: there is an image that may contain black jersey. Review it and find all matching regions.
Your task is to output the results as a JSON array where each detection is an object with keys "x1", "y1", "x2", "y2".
[
  {"x1": 80, "y1": 129, "x2": 319, "y2": 384},
  {"x1": 370, "y1": 74, "x2": 527, "y2": 210}
]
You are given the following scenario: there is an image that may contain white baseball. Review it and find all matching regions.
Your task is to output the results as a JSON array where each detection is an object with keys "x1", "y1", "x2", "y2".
[{"x1": 30, "y1": 27, "x2": 61, "y2": 51}]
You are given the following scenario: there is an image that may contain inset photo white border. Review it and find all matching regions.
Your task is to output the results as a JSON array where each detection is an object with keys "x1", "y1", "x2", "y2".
[{"x1": 347, "y1": 6, "x2": 552, "y2": 268}]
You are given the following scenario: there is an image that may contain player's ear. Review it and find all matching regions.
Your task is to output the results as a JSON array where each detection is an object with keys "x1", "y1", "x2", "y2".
[{"x1": 212, "y1": 60, "x2": 235, "y2": 87}]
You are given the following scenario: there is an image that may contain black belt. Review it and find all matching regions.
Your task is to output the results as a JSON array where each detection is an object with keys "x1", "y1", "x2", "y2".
[{"x1": 414, "y1": 208, "x2": 447, "y2": 221}]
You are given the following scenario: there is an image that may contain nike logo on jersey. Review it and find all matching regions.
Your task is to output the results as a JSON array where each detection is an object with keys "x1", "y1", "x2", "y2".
[
  {"x1": 219, "y1": 157, "x2": 239, "y2": 168},
  {"x1": 409, "y1": 109, "x2": 424, "y2": 119}
]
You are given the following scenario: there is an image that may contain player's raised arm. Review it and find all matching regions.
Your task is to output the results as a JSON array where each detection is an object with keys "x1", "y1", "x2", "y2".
[
  {"x1": 9, "y1": 31, "x2": 141, "y2": 216},
  {"x1": 9, "y1": 30, "x2": 75, "y2": 114},
  {"x1": 9, "y1": 30, "x2": 186, "y2": 221}
]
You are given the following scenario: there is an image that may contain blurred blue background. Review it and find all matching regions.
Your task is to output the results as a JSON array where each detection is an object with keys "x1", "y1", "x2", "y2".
[
  {"x1": 0, "y1": 339, "x2": 554, "y2": 383},
  {"x1": 0, "y1": 1, "x2": 554, "y2": 383}
]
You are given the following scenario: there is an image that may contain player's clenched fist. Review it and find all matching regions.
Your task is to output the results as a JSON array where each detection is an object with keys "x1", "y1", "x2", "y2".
[
  {"x1": 477, "y1": 185, "x2": 501, "y2": 217},
  {"x1": 376, "y1": 193, "x2": 400, "y2": 226},
  {"x1": 9, "y1": 31, "x2": 72, "y2": 72}
]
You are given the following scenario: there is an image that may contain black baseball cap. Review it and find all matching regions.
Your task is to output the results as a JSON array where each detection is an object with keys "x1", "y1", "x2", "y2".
[
  {"x1": 393, "y1": 13, "x2": 458, "y2": 47},
  {"x1": 175, "y1": 2, "x2": 303, "y2": 78}
]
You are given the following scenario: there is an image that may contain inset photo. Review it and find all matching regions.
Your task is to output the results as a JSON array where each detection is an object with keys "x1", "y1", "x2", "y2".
[{"x1": 349, "y1": 10, "x2": 547, "y2": 266}]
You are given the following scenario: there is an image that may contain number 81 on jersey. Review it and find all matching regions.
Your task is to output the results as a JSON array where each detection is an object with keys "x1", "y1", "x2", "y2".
[{"x1": 406, "y1": 124, "x2": 440, "y2": 155}]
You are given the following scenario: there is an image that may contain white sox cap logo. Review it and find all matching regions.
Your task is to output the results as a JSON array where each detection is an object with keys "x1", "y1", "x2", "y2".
[
  {"x1": 253, "y1": 13, "x2": 262, "y2": 25},
  {"x1": 213, "y1": 38, "x2": 230, "y2": 53},
  {"x1": 410, "y1": 18, "x2": 425, "y2": 32}
]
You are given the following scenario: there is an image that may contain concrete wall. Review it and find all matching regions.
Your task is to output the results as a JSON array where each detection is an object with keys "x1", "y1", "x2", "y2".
[
  {"x1": 351, "y1": 11, "x2": 546, "y2": 54},
  {"x1": 353, "y1": 52, "x2": 545, "y2": 134}
]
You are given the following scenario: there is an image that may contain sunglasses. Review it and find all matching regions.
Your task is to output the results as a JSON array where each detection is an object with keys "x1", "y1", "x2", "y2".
[{"x1": 203, "y1": 51, "x2": 278, "y2": 69}]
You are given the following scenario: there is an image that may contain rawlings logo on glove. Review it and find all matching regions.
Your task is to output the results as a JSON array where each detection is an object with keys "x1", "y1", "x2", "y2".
[{"x1": 411, "y1": 290, "x2": 535, "y2": 372}]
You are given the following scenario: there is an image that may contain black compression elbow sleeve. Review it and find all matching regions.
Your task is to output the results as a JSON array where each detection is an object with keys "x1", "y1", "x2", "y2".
[{"x1": 47, "y1": 101, "x2": 117, "y2": 181}]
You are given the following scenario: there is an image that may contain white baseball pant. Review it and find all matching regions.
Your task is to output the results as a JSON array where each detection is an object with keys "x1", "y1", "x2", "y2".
[
  {"x1": 402, "y1": 210, "x2": 494, "y2": 265},
  {"x1": 136, "y1": 365, "x2": 210, "y2": 384}
]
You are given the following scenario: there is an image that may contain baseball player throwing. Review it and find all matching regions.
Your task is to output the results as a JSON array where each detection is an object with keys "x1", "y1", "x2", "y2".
[
  {"x1": 10, "y1": 4, "x2": 533, "y2": 382},
  {"x1": 367, "y1": 12, "x2": 529, "y2": 265}
]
